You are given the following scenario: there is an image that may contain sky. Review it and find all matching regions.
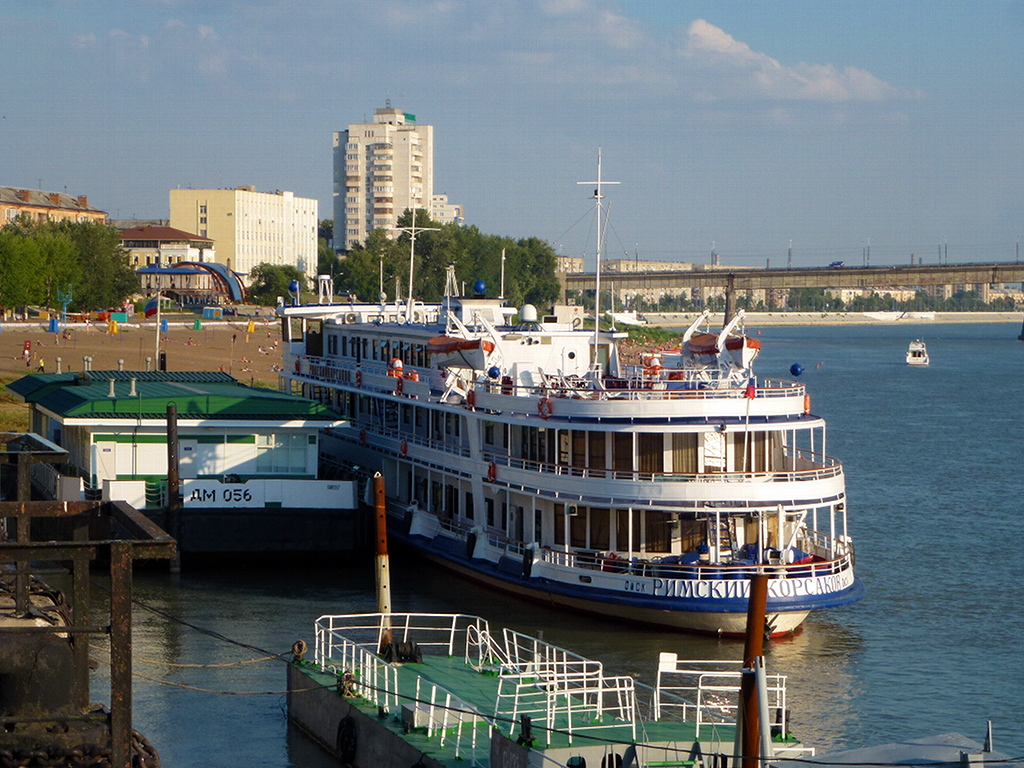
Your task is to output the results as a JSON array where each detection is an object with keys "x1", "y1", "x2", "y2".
[{"x1": 3, "y1": 0, "x2": 1024, "y2": 269}]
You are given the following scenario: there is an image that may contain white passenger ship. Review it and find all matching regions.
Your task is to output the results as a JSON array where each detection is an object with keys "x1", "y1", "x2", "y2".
[{"x1": 280, "y1": 274, "x2": 864, "y2": 636}]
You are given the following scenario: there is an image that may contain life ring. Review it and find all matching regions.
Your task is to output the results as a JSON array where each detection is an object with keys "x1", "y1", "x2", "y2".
[
  {"x1": 400, "y1": 440, "x2": 408, "y2": 456},
  {"x1": 537, "y1": 397, "x2": 553, "y2": 420},
  {"x1": 487, "y1": 461, "x2": 497, "y2": 483},
  {"x1": 803, "y1": 394, "x2": 811, "y2": 414},
  {"x1": 404, "y1": 370, "x2": 419, "y2": 381},
  {"x1": 355, "y1": 370, "x2": 362, "y2": 387},
  {"x1": 294, "y1": 359, "x2": 301, "y2": 373},
  {"x1": 395, "y1": 376, "x2": 404, "y2": 394},
  {"x1": 466, "y1": 389, "x2": 476, "y2": 408},
  {"x1": 359, "y1": 429, "x2": 367, "y2": 445}
]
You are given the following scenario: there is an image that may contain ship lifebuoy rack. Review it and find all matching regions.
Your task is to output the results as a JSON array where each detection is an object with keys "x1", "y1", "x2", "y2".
[
  {"x1": 537, "y1": 396, "x2": 553, "y2": 420},
  {"x1": 487, "y1": 461, "x2": 497, "y2": 483},
  {"x1": 803, "y1": 394, "x2": 811, "y2": 414}
]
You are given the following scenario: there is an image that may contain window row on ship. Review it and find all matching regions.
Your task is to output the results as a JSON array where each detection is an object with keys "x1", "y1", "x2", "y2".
[
  {"x1": 303, "y1": 384, "x2": 831, "y2": 477},
  {"x1": 397, "y1": 462, "x2": 838, "y2": 558},
  {"x1": 297, "y1": 320, "x2": 432, "y2": 368}
]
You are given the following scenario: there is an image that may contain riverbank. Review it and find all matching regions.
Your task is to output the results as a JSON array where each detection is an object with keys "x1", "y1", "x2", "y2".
[
  {"x1": 0, "y1": 317, "x2": 283, "y2": 385},
  {"x1": 643, "y1": 310, "x2": 1023, "y2": 328}
]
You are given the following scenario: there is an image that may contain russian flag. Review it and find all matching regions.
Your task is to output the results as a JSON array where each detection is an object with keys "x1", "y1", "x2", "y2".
[
  {"x1": 144, "y1": 296, "x2": 159, "y2": 318},
  {"x1": 744, "y1": 377, "x2": 756, "y2": 399}
]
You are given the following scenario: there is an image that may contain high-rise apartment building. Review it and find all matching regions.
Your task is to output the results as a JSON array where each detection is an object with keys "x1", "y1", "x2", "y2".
[
  {"x1": 333, "y1": 104, "x2": 439, "y2": 251},
  {"x1": 169, "y1": 186, "x2": 317, "y2": 277}
]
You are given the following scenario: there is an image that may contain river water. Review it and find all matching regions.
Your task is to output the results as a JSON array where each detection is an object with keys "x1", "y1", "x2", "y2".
[{"x1": 96, "y1": 322, "x2": 1024, "y2": 765}]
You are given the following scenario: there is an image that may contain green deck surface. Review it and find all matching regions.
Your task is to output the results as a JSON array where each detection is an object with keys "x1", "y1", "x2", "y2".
[{"x1": 303, "y1": 653, "x2": 741, "y2": 768}]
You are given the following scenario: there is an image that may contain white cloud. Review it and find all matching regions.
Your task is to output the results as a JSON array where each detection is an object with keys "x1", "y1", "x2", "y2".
[{"x1": 679, "y1": 19, "x2": 914, "y2": 102}]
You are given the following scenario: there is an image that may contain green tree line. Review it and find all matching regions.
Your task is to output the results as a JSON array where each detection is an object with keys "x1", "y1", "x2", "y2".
[
  {"x1": 250, "y1": 211, "x2": 562, "y2": 308},
  {"x1": 0, "y1": 219, "x2": 137, "y2": 312}
]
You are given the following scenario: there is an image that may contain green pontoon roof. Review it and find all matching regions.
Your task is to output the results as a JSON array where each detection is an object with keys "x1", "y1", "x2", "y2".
[{"x1": 7, "y1": 371, "x2": 339, "y2": 421}]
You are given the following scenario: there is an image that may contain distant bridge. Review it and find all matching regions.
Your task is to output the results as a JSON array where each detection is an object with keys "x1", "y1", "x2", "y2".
[{"x1": 563, "y1": 262, "x2": 1024, "y2": 328}]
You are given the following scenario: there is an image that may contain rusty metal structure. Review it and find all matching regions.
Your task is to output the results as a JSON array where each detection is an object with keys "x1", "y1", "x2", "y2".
[{"x1": 1, "y1": 432, "x2": 176, "y2": 768}]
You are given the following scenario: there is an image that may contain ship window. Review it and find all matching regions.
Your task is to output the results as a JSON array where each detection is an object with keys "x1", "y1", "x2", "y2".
[
  {"x1": 486, "y1": 498, "x2": 495, "y2": 527},
  {"x1": 612, "y1": 432, "x2": 632, "y2": 472},
  {"x1": 484, "y1": 422, "x2": 495, "y2": 446},
  {"x1": 465, "y1": 492, "x2": 474, "y2": 522},
  {"x1": 644, "y1": 511, "x2": 672, "y2": 553},
  {"x1": 554, "y1": 503, "x2": 565, "y2": 546},
  {"x1": 501, "y1": 502, "x2": 508, "y2": 532},
  {"x1": 590, "y1": 508, "x2": 610, "y2": 550},
  {"x1": 570, "y1": 506, "x2": 587, "y2": 548}
]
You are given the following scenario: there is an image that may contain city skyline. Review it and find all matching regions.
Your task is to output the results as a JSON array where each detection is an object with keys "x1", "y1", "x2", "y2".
[{"x1": 3, "y1": 1, "x2": 1022, "y2": 269}]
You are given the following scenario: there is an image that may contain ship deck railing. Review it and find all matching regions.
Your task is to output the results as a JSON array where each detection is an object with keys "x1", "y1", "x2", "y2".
[
  {"x1": 654, "y1": 653, "x2": 788, "y2": 739},
  {"x1": 486, "y1": 447, "x2": 842, "y2": 485},
  {"x1": 540, "y1": 545, "x2": 853, "y2": 581},
  {"x1": 288, "y1": 353, "x2": 809, "y2": 404},
  {"x1": 313, "y1": 613, "x2": 652, "y2": 753}
]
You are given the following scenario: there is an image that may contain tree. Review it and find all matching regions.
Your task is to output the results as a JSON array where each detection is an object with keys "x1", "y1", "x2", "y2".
[
  {"x1": 54, "y1": 221, "x2": 136, "y2": 311},
  {"x1": 248, "y1": 263, "x2": 306, "y2": 306}
]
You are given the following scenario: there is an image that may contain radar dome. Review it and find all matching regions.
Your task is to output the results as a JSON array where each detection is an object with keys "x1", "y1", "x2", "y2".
[{"x1": 519, "y1": 304, "x2": 538, "y2": 323}]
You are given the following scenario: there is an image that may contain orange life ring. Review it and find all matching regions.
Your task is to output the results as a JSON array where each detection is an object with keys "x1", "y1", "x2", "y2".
[
  {"x1": 355, "y1": 370, "x2": 362, "y2": 387},
  {"x1": 487, "y1": 461, "x2": 497, "y2": 483},
  {"x1": 537, "y1": 397, "x2": 552, "y2": 420},
  {"x1": 400, "y1": 440, "x2": 408, "y2": 456},
  {"x1": 359, "y1": 429, "x2": 367, "y2": 445},
  {"x1": 466, "y1": 389, "x2": 476, "y2": 408},
  {"x1": 395, "y1": 376, "x2": 404, "y2": 394},
  {"x1": 803, "y1": 394, "x2": 811, "y2": 414},
  {"x1": 404, "y1": 370, "x2": 419, "y2": 381}
]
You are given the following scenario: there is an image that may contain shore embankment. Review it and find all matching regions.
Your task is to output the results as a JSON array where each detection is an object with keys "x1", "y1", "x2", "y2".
[{"x1": 643, "y1": 310, "x2": 1023, "y2": 329}]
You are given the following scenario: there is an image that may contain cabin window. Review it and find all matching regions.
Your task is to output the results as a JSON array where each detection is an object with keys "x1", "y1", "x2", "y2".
[
  {"x1": 644, "y1": 511, "x2": 672, "y2": 553},
  {"x1": 590, "y1": 508, "x2": 610, "y2": 550},
  {"x1": 401, "y1": 404, "x2": 412, "y2": 427},
  {"x1": 501, "y1": 502, "x2": 508, "y2": 532},
  {"x1": 571, "y1": 430, "x2": 586, "y2": 469},
  {"x1": 341, "y1": 336, "x2": 348, "y2": 357},
  {"x1": 672, "y1": 433, "x2": 698, "y2": 474},
  {"x1": 612, "y1": 432, "x2": 632, "y2": 473},
  {"x1": 588, "y1": 432, "x2": 606, "y2": 476},
  {"x1": 554, "y1": 503, "x2": 565, "y2": 546},
  {"x1": 486, "y1": 498, "x2": 495, "y2": 527},
  {"x1": 570, "y1": 506, "x2": 587, "y2": 548},
  {"x1": 484, "y1": 422, "x2": 495, "y2": 447},
  {"x1": 465, "y1": 492, "x2": 474, "y2": 522},
  {"x1": 638, "y1": 433, "x2": 664, "y2": 474},
  {"x1": 613, "y1": 508, "x2": 644, "y2": 553}
]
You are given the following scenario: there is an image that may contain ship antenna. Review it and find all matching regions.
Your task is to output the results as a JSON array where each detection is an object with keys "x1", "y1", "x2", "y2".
[
  {"x1": 389, "y1": 207, "x2": 438, "y2": 320},
  {"x1": 577, "y1": 148, "x2": 619, "y2": 370}
]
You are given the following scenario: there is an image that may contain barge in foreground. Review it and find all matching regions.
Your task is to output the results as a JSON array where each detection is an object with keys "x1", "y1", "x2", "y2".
[
  {"x1": 287, "y1": 611, "x2": 812, "y2": 767},
  {"x1": 280, "y1": 282, "x2": 864, "y2": 636}
]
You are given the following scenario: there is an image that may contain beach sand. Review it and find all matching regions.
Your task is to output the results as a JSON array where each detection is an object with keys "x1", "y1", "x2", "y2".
[{"x1": 0, "y1": 317, "x2": 284, "y2": 386}]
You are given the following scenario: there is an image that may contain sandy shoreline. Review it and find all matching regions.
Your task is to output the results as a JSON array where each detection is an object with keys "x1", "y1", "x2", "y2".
[
  {"x1": 643, "y1": 310, "x2": 1024, "y2": 328},
  {"x1": 0, "y1": 317, "x2": 284, "y2": 385}
]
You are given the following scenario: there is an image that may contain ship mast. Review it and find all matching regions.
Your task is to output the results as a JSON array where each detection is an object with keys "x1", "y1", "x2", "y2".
[
  {"x1": 390, "y1": 208, "x2": 438, "y2": 321},
  {"x1": 577, "y1": 149, "x2": 619, "y2": 369}
]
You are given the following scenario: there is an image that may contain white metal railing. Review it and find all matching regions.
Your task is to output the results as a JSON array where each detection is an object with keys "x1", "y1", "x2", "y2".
[
  {"x1": 654, "y1": 653, "x2": 789, "y2": 738},
  {"x1": 314, "y1": 613, "x2": 492, "y2": 760},
  {"x1": 494, "y1": 628, "x2": 636, "y2": 744}
]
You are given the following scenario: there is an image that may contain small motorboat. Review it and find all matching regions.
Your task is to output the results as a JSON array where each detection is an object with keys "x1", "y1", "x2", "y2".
[{"x1": 906, "y1": 339, "x2": 929, "y2": 366}]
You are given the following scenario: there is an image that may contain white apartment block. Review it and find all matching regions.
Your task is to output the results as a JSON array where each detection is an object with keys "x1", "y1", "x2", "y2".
[
  {"x1": 333, "y1": 104, "x2": 437, "y2": 250},
  {"x1": 430, "y1": 193, "x2": 464, "y2": 225},
  {"x1": 169, "y1": 186, "x2": 318, "y2": 277}
]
